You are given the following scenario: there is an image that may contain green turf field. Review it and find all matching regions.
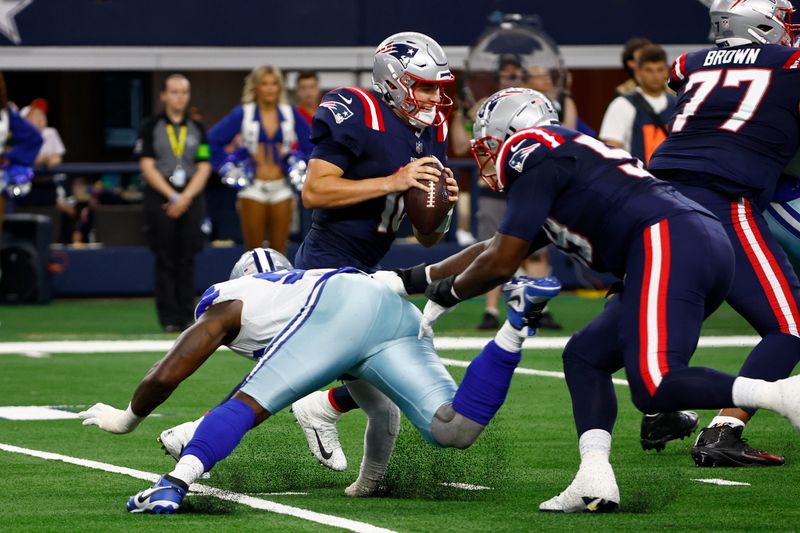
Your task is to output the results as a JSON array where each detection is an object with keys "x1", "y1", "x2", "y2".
[{"x1": 1, "y1": 295, "x2": 797, "y2": 532}]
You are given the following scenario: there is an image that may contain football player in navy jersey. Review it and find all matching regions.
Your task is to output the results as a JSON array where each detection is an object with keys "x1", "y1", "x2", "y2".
[
  {"x1": 289, "y1": 32, "x2": 460, "y2": 477},
  {"x1": 418, "y1": 87, "x2": 800, "y2": 512},
  {"x1": 648, "y1": 0, "x2": 800, "y2": 467}
]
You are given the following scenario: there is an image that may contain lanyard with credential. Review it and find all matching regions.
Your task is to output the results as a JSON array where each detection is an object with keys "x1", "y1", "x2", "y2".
[{"x1": 166, "y1": 124, "x2": 187, "y2": 161}]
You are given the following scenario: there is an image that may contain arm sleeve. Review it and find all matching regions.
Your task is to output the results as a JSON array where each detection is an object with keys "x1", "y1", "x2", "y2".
[
  {"x1": 498, "y1": 158, "x2": 568, "y2": 242},
  {"x1": 310, "y1": 134, "x2": 357, "y2": 172},
  {"x1": 208, "y1": 106, "x2": 245, "y2": 170},
  {"x1": 134, "y1": 117, "x2": 156, "y2": 159},
  {"x1": 598, "y1": 97, "x2": 635, "y2": 151},
  {"x1": 7, "y1": 111, "x2": 43, "y2": 166}
]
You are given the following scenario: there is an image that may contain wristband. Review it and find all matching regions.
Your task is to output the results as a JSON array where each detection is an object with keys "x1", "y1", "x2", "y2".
[
  {"x1": 169, "y1": 192, "x2": 180, "y2": 204},
  {"x1": 424, "y1": 275, "x2": 462, "y2": 308},
  {"x1": 394, "y1": 263, "x2": 429, "y2": 294},
  {"x1": 124, "y1": 403, "x2": 145, "y2": 431}
]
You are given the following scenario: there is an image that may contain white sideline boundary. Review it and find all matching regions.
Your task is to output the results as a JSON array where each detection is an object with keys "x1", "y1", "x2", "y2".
[
  {"x1": 0, "y1": 335, "x2": 761, "y2": 355},
  {"x1": 0, "y1": 442, "x2": 396, "y2": 533}
]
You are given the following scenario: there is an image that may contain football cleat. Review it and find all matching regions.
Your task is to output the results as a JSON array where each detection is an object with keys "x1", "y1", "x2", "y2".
[
  {"x1": 476, "y1": 311, "x2": 500, "y2": 330},
  {"x1": 127, "y1": 476, "x2": 187, "y2": 514},
  {"x1": 691, "y1": 424, "x2": 785, "y2": 467},
  {"x1": 344, "y1": 476, "x2": 383, "y2": 497},
  {"x1": 291, "y1": 390, "x2": 347, "y2": 471},
  {"x1": 502, "y1": 276, "x2": 561, "y2": 336},
  {"x1": 640, "y1": 411, "x2": 700, "y2": 451},
  {"x1": 158, "y1": 418, "x2": 203, "y2": 461},
  {"x1": 539, "y1": 459, "x2": 619, "y2": 513}
]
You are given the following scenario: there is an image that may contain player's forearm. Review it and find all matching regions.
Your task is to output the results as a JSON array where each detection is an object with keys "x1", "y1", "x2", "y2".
[{"x1": 302, "y1": 173, "x2": 393, "y2": 209}]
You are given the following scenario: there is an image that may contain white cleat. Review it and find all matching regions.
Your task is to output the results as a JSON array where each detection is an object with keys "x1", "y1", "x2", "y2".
[
  {"x1": 292, "y1": 391, "x2": 347, "y2": 471},
  {"x1": 158, "y1": 418, "x2": 203, "y2": 461},
  {"x1": 344, "y1": 476, "x2": 382, "y2": 497},
  {"x1": 539, "y1": 460, "x2": 620, "y2": 513}
]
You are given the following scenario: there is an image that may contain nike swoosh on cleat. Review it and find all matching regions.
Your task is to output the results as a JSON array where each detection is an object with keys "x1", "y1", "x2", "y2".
[
  {"x1": 339, "y1": 94, "x2": 353, "y2": 105},
  {"x1": 137, "y1": 486, "x2": 173, "y2": 504},
  {"x1": 313, "y1": 428, "x2": 333, "y2": 460}
]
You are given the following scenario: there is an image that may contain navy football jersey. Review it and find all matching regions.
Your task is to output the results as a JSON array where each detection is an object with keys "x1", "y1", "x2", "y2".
[
  {"x1": 650, "y1": 44, "x2": 800, "y2": 201},
  {"x1": 299, "y1": 87, "x2": 448, "y2": 270},
  {"x1": 497, "y1": 126, "x2": 708, "y2": 276}
]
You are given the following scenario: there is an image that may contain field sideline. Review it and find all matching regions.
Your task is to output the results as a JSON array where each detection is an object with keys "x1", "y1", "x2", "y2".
[{"x1": 1, "y1": 296, "x2": 799, "y2": 531}]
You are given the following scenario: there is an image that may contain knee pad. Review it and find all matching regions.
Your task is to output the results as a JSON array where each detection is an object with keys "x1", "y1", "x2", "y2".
[{"x1": 430, "y1": 403, "x2": 486, "y2": 449}]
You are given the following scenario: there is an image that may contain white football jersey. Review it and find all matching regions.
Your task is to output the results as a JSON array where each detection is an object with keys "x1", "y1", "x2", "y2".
[{"x1": 196, "y1": 268, "x2": 345, "y2": 360}]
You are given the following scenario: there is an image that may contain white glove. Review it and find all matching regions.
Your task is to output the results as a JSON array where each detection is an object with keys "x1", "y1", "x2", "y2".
[
  {"x1": 418, "y1": 300, "x2": 455, "y2": 339},
  {"x1": 78, "y1": 402, "x2": 143, "y2": 434},
  {"x1": 370, "y1": 270, "x2": 408, "y2": 296}
]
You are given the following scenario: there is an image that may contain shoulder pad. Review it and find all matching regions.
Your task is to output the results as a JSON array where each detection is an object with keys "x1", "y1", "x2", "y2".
[
  {"x1": 315, "y1": 87, "x2": 385, "y2": 132},
  {"x1": 497, "y1": 127, "x2": 564, "y2": 186}
]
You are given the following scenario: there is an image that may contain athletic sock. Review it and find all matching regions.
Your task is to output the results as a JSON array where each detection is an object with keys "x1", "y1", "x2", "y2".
[
  {"x1": 168, "y1": 455, "x2": 204, "y2": 487},
  {"x1": 732, "y1": 377, "x2": 781, "y2": 411},
  {"x1": 180, "y1": 398, "x2": 256, "y2": 474},
  {"x1": 329, "y1": 386, "x2": 359, "y2": 413},
  {"x1": 494, "y1": 320, "x2": 526, "y2": 352},
  {"x1": 579, "y1": 428, "x2": 612, "y2": 464},
  {"x1": 708, "y1": 415, "x2": 745, "y2": 429},
  {"x1": 452, "y1": 340, "x2": 521, "y2": 425}
]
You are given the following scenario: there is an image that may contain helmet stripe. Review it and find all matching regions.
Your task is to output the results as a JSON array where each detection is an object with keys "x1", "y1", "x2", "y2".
[{"x1": 251, "y1": 250, "x2": 264, "y2": 273}]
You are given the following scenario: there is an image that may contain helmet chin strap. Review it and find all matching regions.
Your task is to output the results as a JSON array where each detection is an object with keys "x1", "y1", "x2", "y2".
[{"x1": 408, "y1": 108, "x2": 437, "y2": 129}]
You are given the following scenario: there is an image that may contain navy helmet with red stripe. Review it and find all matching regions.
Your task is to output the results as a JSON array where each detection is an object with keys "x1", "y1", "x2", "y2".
[
  {"x1": 471, "y1": 87, "x2": 559, "y2": 192},
  {"x1": 229, "y1": 247, "x2": 293, "y2": 280}
]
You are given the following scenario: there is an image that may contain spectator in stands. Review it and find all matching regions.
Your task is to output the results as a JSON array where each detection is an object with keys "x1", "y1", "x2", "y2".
[
  {"x1": 294, "y1": 71, "x2": 321, "y2": 126},
  {"x1": 22, "y1": 98, "x2": 65, "y2": 169},
  {"x1": 614, "y1": 37, "x2": 653, "y2": 98},
  {"x1": 209, "y1": 65, "x2": 313, "y2": 253},
  {"x1": 527, "y1": 65, "x2": 578, "y2": 129},
  {"x1": 54, "y1": 175, "x2": 95, "y2": 245},
  {"x1": 135, "y1": 74, "x2": 211, "y2": 333},
  {"x1": 599, "y1": 44, "x2": 675, "y2": 165}
]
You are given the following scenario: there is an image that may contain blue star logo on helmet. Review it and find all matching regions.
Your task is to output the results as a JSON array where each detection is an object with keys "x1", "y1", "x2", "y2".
[{"x1": 319, "y1": 101, "x2": 354, "y2": 124}]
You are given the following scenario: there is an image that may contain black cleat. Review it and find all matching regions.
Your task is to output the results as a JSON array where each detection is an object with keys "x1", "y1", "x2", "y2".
[
  {"x1": 691, "y1": 424, "x2": 785, "y2": 467},
  {"x1": 477, "y1": 311, "x2": 500, "y2": 330},
  {"x1": 536, "y1": 311, "x2": 563, "y2": 330},
  {"x1": 641, "y1": 411, "x2": 700, "y2": 451}
]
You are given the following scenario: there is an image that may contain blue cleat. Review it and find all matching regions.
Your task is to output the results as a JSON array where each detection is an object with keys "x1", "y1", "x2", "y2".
[
  {"x1": 127, "y1": 476, "x2": 187, "y2": 514},
  {"x1": 502, "y1": 276, "x2": 562, "y2": 336}
]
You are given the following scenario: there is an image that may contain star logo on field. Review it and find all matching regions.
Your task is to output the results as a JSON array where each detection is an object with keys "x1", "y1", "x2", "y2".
[{"x1": 0, "y1": 0, "x2": 33, "y2": 45}]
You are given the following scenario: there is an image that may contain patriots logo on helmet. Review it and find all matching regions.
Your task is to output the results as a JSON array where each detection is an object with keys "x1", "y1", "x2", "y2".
[
  {"x1": 377, "y1": 42, "x2": 419, "y2": 68},
  {"x1": 508, "y1": 141, "x2": 541, "y2": 173},
  {"x1": 319, "y1": 100, "x2": 354, "y2": 124}
]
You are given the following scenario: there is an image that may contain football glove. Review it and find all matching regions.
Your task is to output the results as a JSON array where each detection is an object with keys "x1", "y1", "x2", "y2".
[
  {"x1": 1, "y1": 165, "x2": 34, "y2": 198},
  {"x1": 419, "y1": 275, "x2": 461, "y2": 339},
  {"x1": 503, "y1": 276, "x2": 562, "y2": 336},
  {"x1": 78, "y1": 402, "x2": 144, "y2": 434}
]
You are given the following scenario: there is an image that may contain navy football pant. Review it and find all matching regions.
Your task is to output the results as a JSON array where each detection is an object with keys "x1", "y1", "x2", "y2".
[
  {"x1": 673, "y1": 184, "x2": 800, "y2": 413},
  {"x1": 564, "y1": 212, "x2": 737, "y2": 435}
]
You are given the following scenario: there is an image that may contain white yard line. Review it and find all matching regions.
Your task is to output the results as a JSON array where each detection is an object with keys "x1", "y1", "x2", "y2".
[
  {"x1": 0, "y1": 335, "x2": 761, "y2": 355},
  {"x1": 0, "y1": 442, "x2": 396, "y2": 533},
  {"x1": 439, "y1": 358, "x2": 629, "y2": 386},
  {"x1": 692, "y1": 478, "x2": 751, "y2": 487}
]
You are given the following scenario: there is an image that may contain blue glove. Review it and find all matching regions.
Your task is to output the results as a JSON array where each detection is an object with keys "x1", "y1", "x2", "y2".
[
  {"x1": 219, "y1": 148, "x2": 254, "y2": 190},
  {"x1": 502, "y1": 276, "x2": 562, "y2": 336},
  {"x1": 2, "y1": 165, "x2": 34, "y2": 198}
]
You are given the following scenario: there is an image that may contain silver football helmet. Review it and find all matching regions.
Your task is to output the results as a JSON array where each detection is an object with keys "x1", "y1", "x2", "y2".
[
  {"x1": 229, "y1": 247, "x2": 292, "y2": 280},
  {"x1": 471, "y1": 88, "x2": 559, "y2": 192},
  {"x1": 710, "y1": 0, "x2": 798, "y2": 47},
  {"x1": 373, "y1": 31, "x2": 455, "y2": 128}
]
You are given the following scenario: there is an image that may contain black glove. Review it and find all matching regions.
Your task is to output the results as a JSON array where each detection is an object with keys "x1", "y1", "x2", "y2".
[
  {"x1": 393, "y1": 263, "x2": 429, "y2": 295},
  {"x1": 424, "y1": 275, "x2": 462, "y2": 308}
]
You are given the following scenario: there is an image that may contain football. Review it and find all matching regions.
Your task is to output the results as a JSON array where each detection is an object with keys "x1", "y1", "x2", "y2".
[{"x1": 403, "y1": 158, "x2": 454, "y2": 235}]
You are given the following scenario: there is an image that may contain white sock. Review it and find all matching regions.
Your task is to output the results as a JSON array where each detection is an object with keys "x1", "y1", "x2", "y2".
[
  {"x1": 732, "y1": 377, "x2": 780, "y2": 411},
  {"x1": 494, "y1": 321, "x2": 526, "y2": 352},
  {"x1": 579, "y1": 429, "x2": 611, "y2": 464},
  {"x1": 168, "y1": 454, "x2": 205, "y2": 486},
  {"x1": 708, "y1": 415, "x2": 745, "y2": 429}
]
